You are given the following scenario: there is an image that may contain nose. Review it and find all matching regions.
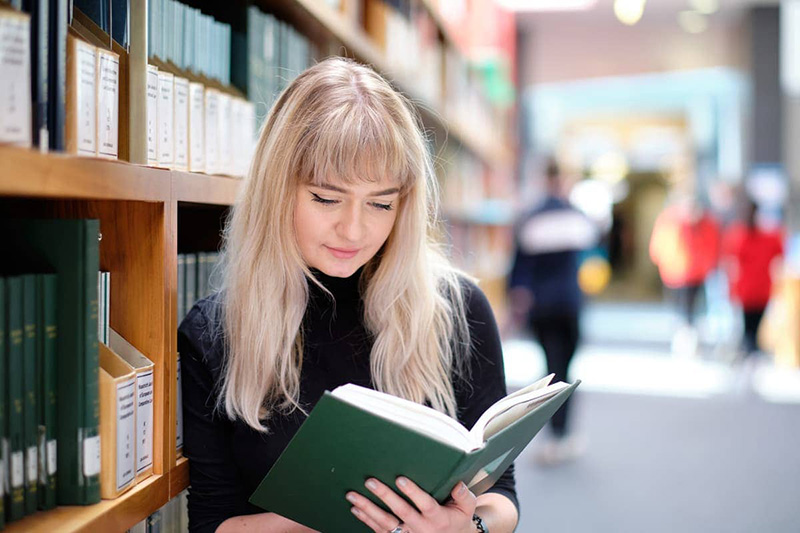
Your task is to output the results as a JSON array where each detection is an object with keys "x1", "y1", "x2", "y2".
[{"x1": 336, "y1": 203, "x2": 365, "y2": 243}]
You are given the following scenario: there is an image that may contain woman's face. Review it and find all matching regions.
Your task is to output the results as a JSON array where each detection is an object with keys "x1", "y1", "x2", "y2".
[{"x1": 294, "y1": 176, "x2": 401, "y2": 278}]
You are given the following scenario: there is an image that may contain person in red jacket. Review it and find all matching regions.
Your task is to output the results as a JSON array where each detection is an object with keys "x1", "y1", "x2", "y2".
[
  {"x1": 722, "y1": 200, "x2": 784, "y2": 355},
  {"x1": 650, "y1": 195, "x2": 721, "y2": 356}
]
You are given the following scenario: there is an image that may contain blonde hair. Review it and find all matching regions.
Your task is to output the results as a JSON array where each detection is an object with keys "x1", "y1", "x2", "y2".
[{"x1": 217, "y1": 57, "x2": 470, "y2": 431}]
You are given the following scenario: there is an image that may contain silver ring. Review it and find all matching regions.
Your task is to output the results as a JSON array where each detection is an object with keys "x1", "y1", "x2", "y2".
[{"x1": 389, "y1": 526, "x2": 404, "y2": 533}]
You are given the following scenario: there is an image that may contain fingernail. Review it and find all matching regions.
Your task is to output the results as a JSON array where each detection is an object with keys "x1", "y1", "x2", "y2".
[
  {"x1": 351, "y1": 507, "x2": 361, "y2": 517},
  {"x1": 397, "y1": 477, "x2": 408, "y2": 488},
  {"x1": 365, "y1": 479, "x2": 378, "y2": 490},
  {"x1": 458, "y1": 482, "x2": 467, "y2": 495},
  {"x1": 346, "y1": 492, "x2": 357, "y2": 503}
]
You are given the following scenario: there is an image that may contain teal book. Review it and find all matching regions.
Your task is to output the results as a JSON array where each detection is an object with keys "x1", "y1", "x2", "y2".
[
  {"x1": 0, "y1": 277, "x2": 6, "y2": 527},
  {"x1": 2, "y1": 219, "x2": 101, "y2": 505},
  {"x1": 20, "y1": 275, "x2": 37, "y2": 515},
  {"x1": 37, "y1": 273, "x2": 57, "y2": 510},
  {"x1": 4, "y1": 276, "x2": 25, "y2": 522},
  {"x1": 250, "y1": 376, "x2": 580, "y2": 532}
]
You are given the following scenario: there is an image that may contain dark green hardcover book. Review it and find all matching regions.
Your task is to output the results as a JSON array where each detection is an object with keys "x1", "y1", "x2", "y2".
[
  {"x1": 47, "y1": 0, "x2": 67, "y2": 151},
  {"x1": 22, "y1": 0, "x2": 49, "y2": 149},
  {"x1": 37, "y1": 273, "x2": 57, "y2": 510},
  {"x1": 0, "y1": 277, "x2": 6, "y2": 528},
  {"x1": 2, "y1": 219, "x2": 100, "y2": 505},
  {"x1": 250, "y1": 379, "x2": 579, "y2": 532},
  {"x1": 5, "y1": 277, "x2": 25, "y2": 522},
  {"x1": 21, "y1": 275, "x2": 37, "y2": 515}
]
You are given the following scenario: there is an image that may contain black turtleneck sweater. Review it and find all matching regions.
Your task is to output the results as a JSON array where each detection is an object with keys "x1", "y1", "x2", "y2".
[{"x1": 178, "y1": 271, "x2": 517, "y2": 533}]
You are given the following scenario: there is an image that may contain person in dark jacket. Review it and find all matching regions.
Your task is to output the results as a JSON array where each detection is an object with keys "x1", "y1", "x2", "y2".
[{"x1": 508, "y1": 160, "x2": 595, "y2": 465}]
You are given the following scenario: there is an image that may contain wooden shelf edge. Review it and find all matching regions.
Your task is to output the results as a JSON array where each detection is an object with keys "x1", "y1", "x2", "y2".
[
  {"x1": 0, "y1": 145, "x2": 171, "y2": 202},
  {"x1": 3, "y1": 474, "x2": 169, "y2": 533},
  {"x1": 170, "y1": 456, "x2": 190, "y2": 498},
  {"x1": 172, "y1": 170, "x2": 241, "y2": 206}
]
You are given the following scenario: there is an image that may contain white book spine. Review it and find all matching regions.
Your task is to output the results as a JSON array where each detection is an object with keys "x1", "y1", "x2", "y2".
[
  {"x1": 116, "y1": 378, "x2": 136, "y2": 491},
  {"x1": 217, "y1": 92, "x2": 231, "y2": 175},
  {"x1": 239, "y1": 99, "x2": 256, "y2": 179},
  {"x1": 173, "y1": 76, "x2": 189, "y2": 171},
  {"x1": 146, "y1": 64, "x2": 159, "y2": 165},
  {"x1": 136, "y1": 369, "x2": 154, "y2": 474},
  {"x1": 157, "y1": 70, "x2": 174, "y2": 168},
  {"x1": 0, "y1": 13, "x2": 32, "y2": 147},
  {"x1": 96, "y1": 50, "x2": 120, "y2": 159},
  {"x1": 188, "y1": 82, "x2": 205, "y2": 172},
  {"x1": 204, "y1": 88, "x2": 219, "y2": 175},
  {"x1": 76, "y1": 41, "x2": 98, "y2": 156}
]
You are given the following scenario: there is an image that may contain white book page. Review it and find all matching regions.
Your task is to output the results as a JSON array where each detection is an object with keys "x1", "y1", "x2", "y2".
[
  {"x1": 0, "y1": 15, "x2": 32, "y2": 147},
  {"x1": 96, "y1": 51, "x2": 119, "y2": 159},
  {"x1": 332, "y1": 384, "x2": 474, "y2": 452}
]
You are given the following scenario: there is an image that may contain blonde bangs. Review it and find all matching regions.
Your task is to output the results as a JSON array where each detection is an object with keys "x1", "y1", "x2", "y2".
[{"x1": 294, "y1": 99, "x2": 416, "y2": 193}]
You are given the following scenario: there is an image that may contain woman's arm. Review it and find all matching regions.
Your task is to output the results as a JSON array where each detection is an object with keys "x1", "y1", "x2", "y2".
[
  {"x1": 475, "y1": 492, "x2": 519, "y2": 532},
  {"x1": 216, "y1": 513, "x2": 318, "y2": 533}
]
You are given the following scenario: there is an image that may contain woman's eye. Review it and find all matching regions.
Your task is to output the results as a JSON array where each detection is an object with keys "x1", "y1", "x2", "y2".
[
  {"x1": 311, "y1": 193, "x2": 338, "y2": 205},
  {"x1": 370, "y1": 202, "x2": 394, "y2": 211}
]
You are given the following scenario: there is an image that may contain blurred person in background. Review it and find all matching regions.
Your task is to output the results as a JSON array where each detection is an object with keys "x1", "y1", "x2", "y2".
[
  {"x1": 507, "y1": 159, "x2": 596, "y2": 466},
  {"x1": 721, "y1": 199, "x2": 784, "y2": 358},
  {"x1": 649, "y1": 193, "x2": 720, "y2": 357}
]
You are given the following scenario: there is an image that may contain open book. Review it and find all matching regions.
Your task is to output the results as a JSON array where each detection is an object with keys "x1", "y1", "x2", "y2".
[{"x1": 250, "y1": 375, "x2": 579, "y2": 532}]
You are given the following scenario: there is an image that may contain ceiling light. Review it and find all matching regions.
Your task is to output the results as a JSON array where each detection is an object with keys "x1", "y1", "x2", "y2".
[
  {"x1": 493, "y1": 0, "x2": 598, "y2": 12},
  {"x1": 614, "y1": 0, "x2": 646, "y2": 26},
  {"x1": 688, "y1": 0, "x2": 719, "y2": 15},
  {"x1": 678, "y1": 10, "x2": 708, "y2": 34}
]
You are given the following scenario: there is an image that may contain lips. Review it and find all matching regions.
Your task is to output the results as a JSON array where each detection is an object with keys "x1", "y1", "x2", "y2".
[{"x1": 326, "y1": 246, "x2": 360, "y2": 259}]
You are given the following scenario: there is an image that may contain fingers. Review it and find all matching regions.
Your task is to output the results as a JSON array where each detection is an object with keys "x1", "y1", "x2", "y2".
[
  {"x1": 446, "y1": 481, "x2": 477, "y2": 515},
  {"x1": 362, "y1": 478, "x2": 422, "y2": 526},
  {"x1": 393, "y1": 477, "x2": 440, "y2": 516},
  {"x1": 346, "y1": 489, "x2": 402, "y2": 533}
]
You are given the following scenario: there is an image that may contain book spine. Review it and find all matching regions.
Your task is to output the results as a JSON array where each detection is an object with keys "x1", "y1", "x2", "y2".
[
  {"x1": 0, "y1": 277, "x2": 6, "y2": 528},
  {"x1": 0, "y1": 10, "x2": 33, "y2": 147},
  {"x1": 135, "y1": 368, "x2": 154, "y2": 478},
  {"x1": 27, "y1": 0, "x2": 49, "y2": 148},
  {"x1": 83, "y1": 220, "x2": 101, "y2": 503},
  {"x1": 6, "y1": 277, "x2": 25, "y2": 521},
  {"x1": 187, "y1": 82, "x2": 204, "y2": 172},
  {"x1": 173, "y1": 76, "x2": 189, "y2": 171},
  {"x1": 47, "y1": 0, "x2": 67, "y2": 151},
  {"x1": 96, "y1": 49, "x2": 120, "y2": 159},
  {"x1": 39, "y1": 273, "x2": 57, "y2": 510},
  {"x1": 21, "y1": 275, "x2": 38, "y2": 515},
  {"x1": 145, "y1": 64, "x2": 159, "y2": 165},
  {"x1": 156, "y1": 70, "x2": 174, "y2": 168}
]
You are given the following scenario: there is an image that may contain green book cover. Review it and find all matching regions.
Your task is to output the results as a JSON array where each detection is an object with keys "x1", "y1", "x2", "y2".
[
  {"x1": 2, "y1": 219, "x2": 101, "y2": 505},
  {"x1": 5, "y1": 276, "x2": 25, "y2": 522},
  {"x1": 0, "y1": 277, "x2": 6, "y2": 527},
  {"x1": 21, "y1": 274, "x2": 38, "y2": 515},
  {"x1": 37, "y1": 273, "x2": 57, "y2": 510},
  {"x1": 250, "y1": 380, "x2": 579, "y2": 532}
]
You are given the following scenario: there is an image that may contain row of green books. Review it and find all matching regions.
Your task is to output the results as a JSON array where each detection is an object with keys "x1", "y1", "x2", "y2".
[
  {"x1": 128, "y1": 489, "x2": 188, "y2": 533},
  {"x1": 1, "y1": 218, "x2": 101, "y2": 528},
  {"x1": 177, "y1": 252, "x2": 220, "y2": 322}
]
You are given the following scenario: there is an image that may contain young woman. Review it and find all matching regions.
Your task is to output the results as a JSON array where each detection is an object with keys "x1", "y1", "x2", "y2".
[{"x1": 178, "y1": 57, "x2": 519, "y2": 533}]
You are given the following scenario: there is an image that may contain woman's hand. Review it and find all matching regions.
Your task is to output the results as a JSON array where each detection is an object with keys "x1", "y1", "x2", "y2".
[{"x1": 346, "y1": 477, "x2": 477, "y2": 533}]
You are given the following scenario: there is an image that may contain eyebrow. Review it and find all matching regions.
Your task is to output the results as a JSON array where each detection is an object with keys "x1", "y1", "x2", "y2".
[{"x1": 314, "y1": 183, "x2": 400, "y2": 196}]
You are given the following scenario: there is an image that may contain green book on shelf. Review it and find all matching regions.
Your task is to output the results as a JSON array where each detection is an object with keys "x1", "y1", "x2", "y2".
[
  {"x1": 37, "y1": 273, "x2": 57, "y2": 510},
  {"x1": 250, "y1": 376, "x2": 580, "y2": 532},
  {"x1": 4, "y1": 276, "x2": 25, "y2": 522},
  {"x1": 2, "y1": 219, "x2": 101, "y2": 505},
  {"x1": 0, "y1": 277, "x2": 7, "y2": 528},
  {"x1": 20, "y1": 274, "x2": 38, "y2": 515}
]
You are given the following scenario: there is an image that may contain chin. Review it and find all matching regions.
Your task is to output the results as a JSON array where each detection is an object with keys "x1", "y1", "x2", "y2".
[{"x1": 317, "y1": 260, "x2": 362, "y2": 278}]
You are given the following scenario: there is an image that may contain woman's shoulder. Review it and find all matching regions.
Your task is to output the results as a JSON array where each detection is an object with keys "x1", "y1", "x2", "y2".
[
  {"x1": 453, "y1": 273, "x2": 493, "y2": 322},
  {"x1": 178, "y1": 292, "x2": 226, "y2": 376}
]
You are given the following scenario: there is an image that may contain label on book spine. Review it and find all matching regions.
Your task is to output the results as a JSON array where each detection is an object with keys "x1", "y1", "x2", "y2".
[
  {"x1": 10, "y1": 451, "x2": 23, "y2": 488},
  {"x1": 188, "y1": 82, "x2": 205, "y2": 172},
  {"x1": 173, "y1": 77, "x2": 189, "y2": 171},
  {"x1": 157, "y1": 71, "x2": 175, "y2": 167},
  {"x1": 96, "y1": 50, "x2": 120, "y2": 159},
  {"x1": 146, "y1": 65, "x2": 159, "y2": 164},
  {"x1": 83, "y1": 434, "x2": 101, "y2": 477},
  {"x1": 75, "y1": 41, "x2": 97, "y2": 156},
  {"x1": 25, "y1": 446, "x2": 37, "y2": 486},
  {"x1": 116, "y1": 378, "x2": 136, "y2": 491},
  {"x1": 47, "y1": 440, "x2": 57, "y2": 475},
  {"x1": 136, "y1": 370, "x2": 154, "y2": 473},
  {"x1": 0, "y1": 14, "x2": 32, "y2": 147}
]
